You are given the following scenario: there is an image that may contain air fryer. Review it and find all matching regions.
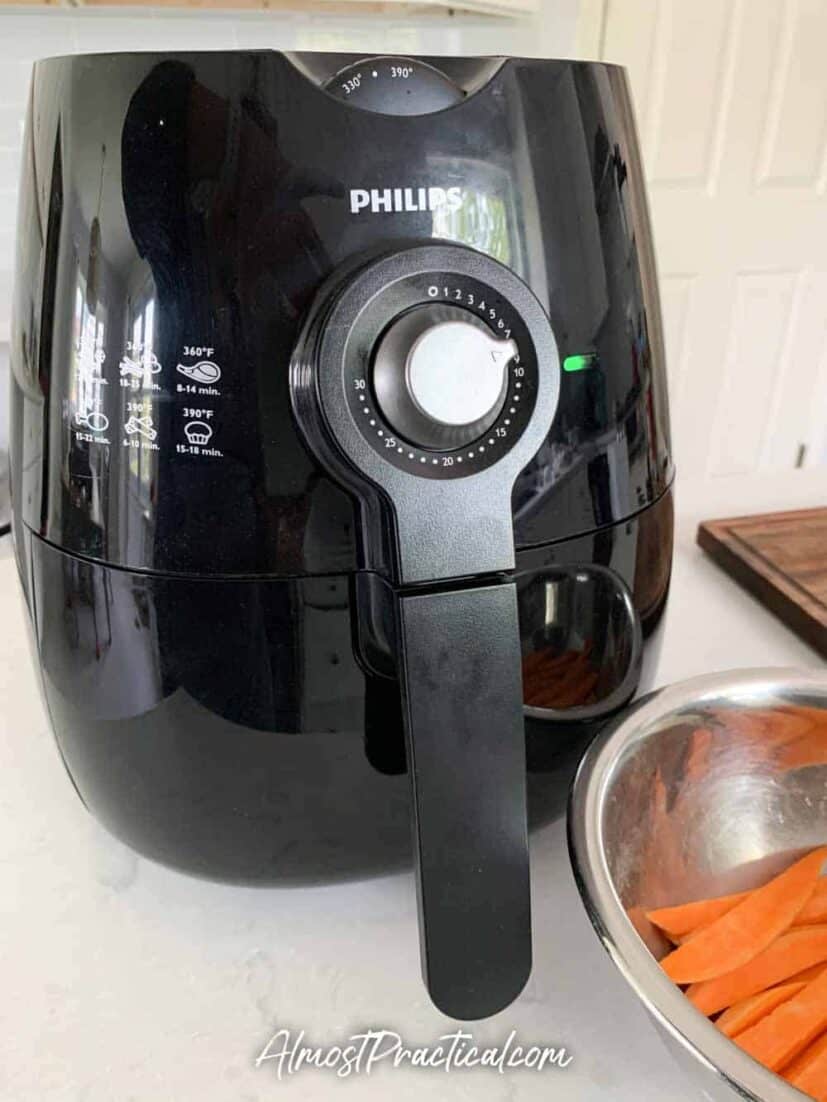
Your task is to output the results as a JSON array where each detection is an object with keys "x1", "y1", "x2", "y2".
[{"x1": 8, "y1": 51, "x2": 674, "y2": 1020}]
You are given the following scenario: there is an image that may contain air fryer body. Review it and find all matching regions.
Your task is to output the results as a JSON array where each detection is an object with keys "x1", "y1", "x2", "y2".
[{"x1": 10, "y1": 52, "x2": 673, "y2": 884}]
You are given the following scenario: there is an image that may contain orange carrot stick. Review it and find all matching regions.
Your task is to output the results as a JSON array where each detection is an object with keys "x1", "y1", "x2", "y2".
[
  {"x1": 688, "y1": 927, "x2": 827, "y2": 1016},
  {"x1": 661, "y1": 848, "x2": 827, "y2": 984},
  {"x1": 647, "y1": 891, "x2": 751, "y2": 941},
  {"x1": 681, "y1": 886, "x2": 827, "y2": 947},
  {"x1": 783, "y1": 1031, "x2": 827, "y2": 1099},
  {"x1": 787, "y1": 963, "x2": 827, "y2": 985},
  {"x1": 715, "y1": 982, "x2": 806, "y2": 1038},
  {"x1": 796, "y1": 881, "x2": 827, "y2": 926},
  {"x1": 736, "y1": 966, "x2": 827, "y2": 1071}
]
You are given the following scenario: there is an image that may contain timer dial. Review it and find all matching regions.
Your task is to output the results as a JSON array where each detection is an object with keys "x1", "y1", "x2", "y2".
[
  {"x1": 291, "y1": 246, "x2": 557, "y2": 482},
  {"x1": 325, "y1": 56, "x2": 464, "y2": 115},
  {"x1": 373, "y1": 305, "x2": 516, "y2": 450}
]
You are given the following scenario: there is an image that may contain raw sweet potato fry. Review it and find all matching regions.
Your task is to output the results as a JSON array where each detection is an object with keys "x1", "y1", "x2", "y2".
[
  {"x1": 653, "y1": 845, "x2": 827, "y2": 1095},
  {"x1": 783, "y1": 1031, "x2": 827, "y2": 1099},
  {"x1": 680, "y1": 881, "x2": 827, "y2": 946},
  {"x1": 735, "y1": 966, "x2": 827, "y2": 1071},
  {"x1": 796, "y1": 881, "x2": 827, "y2": 927},
  {"x1": 787, "y1": 963, "x2": 827, "y2": 985},
  {"x1": 661, "y1": 848, "x2": 827, "y2": 984},
  {"x1": 647, "y1": 890, "x2": 751, "y2": 941},
  {"x1": 715, "y1": 982, "x2": 806, "y2": 1038},
  {"x1": 687, "y1": 926, "x2": 827, "y2": 1017}
]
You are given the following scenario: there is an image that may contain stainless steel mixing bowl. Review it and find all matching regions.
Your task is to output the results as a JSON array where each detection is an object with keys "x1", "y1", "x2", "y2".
[{"x1": 569, "y1": 668, "x2": 827, "y2": 1102}]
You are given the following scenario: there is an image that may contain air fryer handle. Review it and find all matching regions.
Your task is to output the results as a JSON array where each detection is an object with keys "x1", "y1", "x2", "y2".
[{"x1": 395, "y1": 581, "x2": 532, "y2": 1020}]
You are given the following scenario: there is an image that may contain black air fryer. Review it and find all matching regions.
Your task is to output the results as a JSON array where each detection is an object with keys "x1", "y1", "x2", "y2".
[{"x1": 9, "y1": 51, "x2": 674, "y2": 1020}]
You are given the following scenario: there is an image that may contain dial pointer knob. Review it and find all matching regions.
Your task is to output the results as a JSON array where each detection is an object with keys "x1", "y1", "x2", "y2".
[{"x1": 373, "y1": 305, "x2": 516, "y2": 450}]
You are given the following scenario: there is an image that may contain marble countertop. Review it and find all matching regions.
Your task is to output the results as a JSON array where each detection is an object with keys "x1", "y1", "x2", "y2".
[{"x1": 1, "y1": 471, "x2": 824, "y2": 1101}]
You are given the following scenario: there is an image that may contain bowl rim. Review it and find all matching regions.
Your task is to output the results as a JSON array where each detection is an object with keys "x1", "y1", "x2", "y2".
[{"x1": 568, "y1": 666, "x2": 827, "y2": 1102}]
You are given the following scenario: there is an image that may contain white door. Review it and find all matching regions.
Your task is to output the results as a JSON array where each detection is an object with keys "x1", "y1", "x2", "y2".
[{"x1": 587, "y1": 0, "x2": 827, "y2": 475}]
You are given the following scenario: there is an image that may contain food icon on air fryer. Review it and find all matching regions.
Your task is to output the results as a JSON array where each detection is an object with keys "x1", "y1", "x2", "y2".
[
  {"x1": 124, "y1": 413, "x2": 157, "y2": 442},
  {"x1": 75, "y1": 409, "x2": 110, "y2": 434},
  {"x1": 119, "y1": 352, "x2": 162, "y2": 378},
  {"x1": 176, "y1": 360, "x2": 221, "y2": 386},
  {"x1": 184, "y1": 421, "x2": 213, "y2": 446}
]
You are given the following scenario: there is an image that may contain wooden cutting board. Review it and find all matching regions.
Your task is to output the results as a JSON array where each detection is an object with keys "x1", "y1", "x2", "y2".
[{"x1": 697, "y1": 507, "x2": 827, "y2": 658}]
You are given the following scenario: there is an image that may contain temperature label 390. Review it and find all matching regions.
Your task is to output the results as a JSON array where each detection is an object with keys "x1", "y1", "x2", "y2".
[{"x1": 177, "y1": 405, "x2": 222, "y2": 457}]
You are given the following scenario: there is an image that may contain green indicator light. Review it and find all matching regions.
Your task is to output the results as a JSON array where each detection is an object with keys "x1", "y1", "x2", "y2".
[{"x1": 563, "y1": 353, "x2": 598, "y2": 373}]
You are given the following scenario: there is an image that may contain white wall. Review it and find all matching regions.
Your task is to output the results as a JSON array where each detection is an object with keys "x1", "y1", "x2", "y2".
[
  {"x1": 0, "y1": 343, "x2": 7, "y2": 524},
  {"x1": 598, "y1": 0, "x2": 827, "y2": 474}
]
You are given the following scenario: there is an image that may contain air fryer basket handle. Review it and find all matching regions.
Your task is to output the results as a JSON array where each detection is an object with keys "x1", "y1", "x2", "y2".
[
  {"x1": 289, "y1": 242, "x2": 560, "y2": 1019},
  {"x1": 395, "y1": 581, "x2": 532, "y2": 1020}
]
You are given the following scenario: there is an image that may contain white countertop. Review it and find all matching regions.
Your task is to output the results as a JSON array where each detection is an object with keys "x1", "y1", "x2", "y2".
[{"x1": 1, "y1": 472, "x2": 825, "y2": 1101}]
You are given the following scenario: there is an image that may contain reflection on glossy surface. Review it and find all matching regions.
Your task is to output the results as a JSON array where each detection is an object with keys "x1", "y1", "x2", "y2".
[
  {"x1": 519, "y1": 564, "x2": 642, "y2": 718},
  {"x1": 11, "y1": 53, "x2": 671, "y2": 576},
  {"x1": 29, "y1": 528, "x2": 572, "y2": 882},
  {"x1": 30, "y1": 527, "x2": 388, "y2": 881},
  {"x1": 431, "y1": 169, "x2": 515, "y2": 266},
  {"x1": 26, "y1": 489, "x2": 671, "y2": 883},
  {"x1": 570, "y1": 670, "x2": 827, "y2": 1102}
]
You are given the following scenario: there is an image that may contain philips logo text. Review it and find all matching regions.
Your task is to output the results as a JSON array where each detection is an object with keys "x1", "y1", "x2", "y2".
[{"x1": 349, "y1": 186, "x2": 463, "y2": 215}]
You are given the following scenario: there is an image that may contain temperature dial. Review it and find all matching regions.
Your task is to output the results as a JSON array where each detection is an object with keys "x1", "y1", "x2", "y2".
[
  {"x1": 325, "y1": 57, "x2": 464, "y2": 115},
  {"x1": 373, "y1": 305, "x2": 517, "y2": 450}
]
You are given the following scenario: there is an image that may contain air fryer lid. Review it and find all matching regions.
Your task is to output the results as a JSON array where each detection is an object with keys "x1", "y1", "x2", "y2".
[{"x1": 291, "y1": 243, "x2": 560, "y2": 1019}]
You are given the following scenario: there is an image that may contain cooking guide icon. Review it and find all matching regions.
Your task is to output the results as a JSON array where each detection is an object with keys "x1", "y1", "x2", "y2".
[
  {"x1": 75, "y1": 410, "x2": 110, "y2": 433},
  {"x1": 184, "y1": 421, "x2": 213, "y2": 445},
  {"x1": 124, "y1": 414, "x2": 157, "y2": 441},
  {"x1": 176, "y1": 360, "x2": 221, "y2": 385},
  {"x1": 120, "y1": 353, "x2": 162, "y2": 378}
]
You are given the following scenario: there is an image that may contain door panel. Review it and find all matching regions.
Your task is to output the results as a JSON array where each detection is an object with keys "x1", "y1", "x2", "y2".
[{"x1": 601, "y1": 0, "x2": 827, "y2": 474}]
